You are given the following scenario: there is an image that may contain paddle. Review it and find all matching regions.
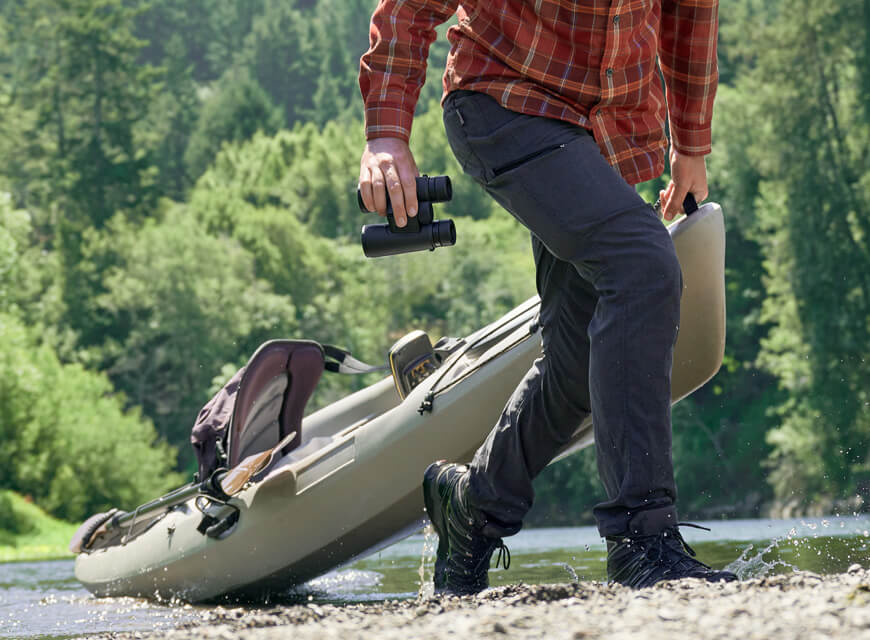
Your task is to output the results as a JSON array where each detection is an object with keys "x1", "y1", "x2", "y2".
[{"x1": 219, "y1": 431, "x2": 297, "y2": 495}]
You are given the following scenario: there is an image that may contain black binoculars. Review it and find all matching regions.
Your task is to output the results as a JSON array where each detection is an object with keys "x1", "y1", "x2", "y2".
[{"x1": 357, "y1": 175, "x2": 456, "y2": 258}]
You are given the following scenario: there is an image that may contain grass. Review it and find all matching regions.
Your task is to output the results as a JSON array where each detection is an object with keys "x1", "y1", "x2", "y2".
[{"x1": 0, "y1": 491, "x2": 77, "y2": 563}]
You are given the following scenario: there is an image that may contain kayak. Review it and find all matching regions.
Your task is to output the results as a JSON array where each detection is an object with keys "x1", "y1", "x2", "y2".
[{"x1": 72, "y1": 202, "x2": 726, "y2": 602}]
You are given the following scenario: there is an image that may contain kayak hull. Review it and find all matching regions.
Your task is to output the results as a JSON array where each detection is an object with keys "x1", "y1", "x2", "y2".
[{"x1": 74, "y1": 203, "x2": 726, "y2": 602}]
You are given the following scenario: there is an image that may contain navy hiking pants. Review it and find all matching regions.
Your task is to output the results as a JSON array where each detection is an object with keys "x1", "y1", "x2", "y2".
[{"x1": 442, "y1": 90, "x2": 682, "y2": 537}]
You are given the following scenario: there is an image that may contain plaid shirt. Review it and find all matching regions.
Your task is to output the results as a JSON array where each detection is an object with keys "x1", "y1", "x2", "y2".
[{"x1": 359, "y1": 0, "x2": 719, "y2": 185}]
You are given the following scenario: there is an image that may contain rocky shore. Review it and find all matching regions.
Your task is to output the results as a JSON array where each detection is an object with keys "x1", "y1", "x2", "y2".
[{"x1": 87, "y1": 567, "x2": 870, "y2": 640}]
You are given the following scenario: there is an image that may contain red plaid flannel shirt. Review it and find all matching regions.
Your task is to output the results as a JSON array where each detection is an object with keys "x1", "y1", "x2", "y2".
[{"x1": 359, "y1": 0, "x2": 719, "y2": 185}]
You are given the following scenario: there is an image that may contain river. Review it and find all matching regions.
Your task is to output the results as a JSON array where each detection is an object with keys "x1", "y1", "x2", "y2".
[{"x1": 2, "y1": 515, "x2": 869, "y2": 639}]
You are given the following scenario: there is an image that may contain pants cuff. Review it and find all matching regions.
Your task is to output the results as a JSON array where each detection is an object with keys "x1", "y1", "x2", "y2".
[{"x1": 597, "y1": 505, "x2": 678, "y2": 537}]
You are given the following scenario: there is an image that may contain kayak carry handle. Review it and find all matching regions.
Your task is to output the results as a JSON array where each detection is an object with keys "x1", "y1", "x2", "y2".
[{"x1": 653, "y1": 192, "x2": 699, "y2": 217}]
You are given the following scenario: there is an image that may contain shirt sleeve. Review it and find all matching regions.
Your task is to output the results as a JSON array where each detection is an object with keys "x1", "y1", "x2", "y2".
[
  {"x1": 359, "y1": 0, "x2": 459, "y2": 142},
  {"x1": 658, "y1": 0, "x2": 719, "y2": 155}
]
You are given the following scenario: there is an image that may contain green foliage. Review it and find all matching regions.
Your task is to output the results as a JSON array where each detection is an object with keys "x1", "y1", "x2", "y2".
[
  {"x1": 141, "y1": 35, "x2": 201, "y2": 200},
  {"x1": 238, "y1": 0, "x2": 319, "y2": 127},
  {"x1": 4, "y1": 0, "x2": 160, "y2": 227},
  {"x1": 0, "y1": 0, "x2": 169, "y2": 357},
  {"x1": 184, "y1": 69, "x2": 284, "y2": 180},
  {"x1": 187, "y1": 122, "x2": 535, "y2": 410},
  {"x1": 0, "y1": 491, "x2": 28, "y2": 536},
  {"x1": 83, "y1": 208, "x2": 298, "y2": 452},
  {"x1": 0, "y1": 0, "x2": 868, "y2": 525},
  {"x1": 0, "y1": 490, "x2": 78, "y2": 560},
  {"x1": 135, "y1": 0, "x2": 265, "y2": 84},
  {"x1": 720, "y1": 0, "x2": 870, "y2": 506},
  {"x1": 0, "y1": 193, "x2": 28, "y2": 311},
  {"x1": 0, "y1": 314, "x2": 181, "y2": 522},
  {"x1": 307, "y1": 0, "x2": 374, "y2": 123},
  {"x1": 190, "y1": 123, "x2": 363, "y2": 239}
]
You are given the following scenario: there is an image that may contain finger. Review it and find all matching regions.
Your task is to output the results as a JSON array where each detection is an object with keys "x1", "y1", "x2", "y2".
[
  {"x1": 664, "y1": 181, "x2": 687, "y2": 221},
  {"x1": 383, "y1": 165, "x2": 407, "y2": 227},
  {"x1": 398, "y1": 166, "x2": 418, "y2": 218},
  {"x1": 370, "y1": 165, "x2": 388, "y2": 216},
  {"x1": 659, "y1": 182, "x2": 674, "y2": 218},
  {"x1": 358, "y1": 167, "x2": 376, "y2": 213}
]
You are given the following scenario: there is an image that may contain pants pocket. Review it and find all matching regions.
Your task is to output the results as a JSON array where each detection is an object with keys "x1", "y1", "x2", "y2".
[{"x1": 492, "y1": 143, "x2": 566, "y2": 179}]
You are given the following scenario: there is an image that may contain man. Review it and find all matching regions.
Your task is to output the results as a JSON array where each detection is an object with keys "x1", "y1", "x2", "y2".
[{"x1": 358, "y1": 0, "x2": 736, "y2": 593}]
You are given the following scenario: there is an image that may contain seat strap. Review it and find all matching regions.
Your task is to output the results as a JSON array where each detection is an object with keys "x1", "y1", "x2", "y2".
[{"x1": 322, "y1": 344, "x2": 389, "y2": 375}]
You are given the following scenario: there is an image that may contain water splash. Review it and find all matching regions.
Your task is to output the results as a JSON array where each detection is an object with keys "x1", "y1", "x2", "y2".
[
  {"x1": 560, "y1": 563, "x2": 580, "y2": 584},
  {"x1": 725, "y1": 539, "x2": 798, "y2": 579},
  {"x1": 417, "y1": 523, "x2": 437, "y2": 599},
  {"x1": 727, "y1": 519, "x2": 867, "y2": 579}
]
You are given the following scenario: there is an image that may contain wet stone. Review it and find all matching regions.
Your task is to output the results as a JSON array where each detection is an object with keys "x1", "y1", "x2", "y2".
[{"x1": 79, "y1": 570, "x2": 870, "y2": 640}]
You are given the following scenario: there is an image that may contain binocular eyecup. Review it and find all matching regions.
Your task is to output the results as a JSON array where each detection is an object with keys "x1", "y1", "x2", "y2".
[{"x1": 358, "y1": 175, "x2": 456, "y2": 258}]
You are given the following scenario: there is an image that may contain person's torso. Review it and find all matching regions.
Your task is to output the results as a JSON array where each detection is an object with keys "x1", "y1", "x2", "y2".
[{"x1": 443, "y1": 0, "x2": 668, "y2": 184}]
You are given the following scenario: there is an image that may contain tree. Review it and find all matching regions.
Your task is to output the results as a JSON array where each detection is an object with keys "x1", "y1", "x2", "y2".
[
  {"x1": 140, "y1": 35, "x2": 201, "y2": 200},
  {"x1": 84, "y1": 207, "x2": 298, "y2": 456},
  {"x1": 0, "y1": 0, "x2": 168, "y2": 354},
  {"x1": 238, "y1": 0, "x2": 319, "y2": 127},
  {"x1": 135, "y1": 0, "x2": 265, "y2": 84},
  {"x1": 0, "y1": 313, "x2": 182, "y2": 521},
  {"x1": 307, "y1": 0, "x2": 374, "y2": 123},
  {"x1": 726, "y1": 0, "x2": 870, "y2": 507},
  {"x1": 184, "y1": 69, "x2": 283, "y2": 180},
  {"x1": 5, "y1": 0, "x2": 160, "y2": 228}
]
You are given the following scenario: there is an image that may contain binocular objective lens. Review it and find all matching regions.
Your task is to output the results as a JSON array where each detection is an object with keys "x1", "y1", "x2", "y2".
[{"x1": 432, "y1": 220, "x2": 456, "y2": 248}]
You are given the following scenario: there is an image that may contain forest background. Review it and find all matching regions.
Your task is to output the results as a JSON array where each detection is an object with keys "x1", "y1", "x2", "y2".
[{"x1": 0, "y1": 0, "x2": 867, "y2": 535}]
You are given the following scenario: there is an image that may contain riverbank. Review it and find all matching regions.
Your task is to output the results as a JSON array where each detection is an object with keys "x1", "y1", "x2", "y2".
[
  {"x1": 0, "y1": 491, "x2": 75, "y2": 563},
  {"x1": 84, "y1": 568, "x2": 870, "y2": 640}
]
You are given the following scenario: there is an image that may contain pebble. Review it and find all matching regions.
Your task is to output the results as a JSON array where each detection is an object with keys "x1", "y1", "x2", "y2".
[{"x1": 79, "y1": 569, "x2": 870, "y2": 640}]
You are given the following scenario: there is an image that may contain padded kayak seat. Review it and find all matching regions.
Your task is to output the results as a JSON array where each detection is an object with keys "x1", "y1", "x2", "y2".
[
  {"x1": 227, "y1": 340, "x2": 324, "y2": 468},
  {"x1": 191, "y1": 340, "x2": 324, "y2": 483}
]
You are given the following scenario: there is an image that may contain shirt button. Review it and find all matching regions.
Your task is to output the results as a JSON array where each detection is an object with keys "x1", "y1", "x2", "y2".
[
  {"x1": 606, "y1": 68, "x2": 614, "y2": 78},
  {"x1": 613, "y1": 15, "x2": 620, "y2": 24}
]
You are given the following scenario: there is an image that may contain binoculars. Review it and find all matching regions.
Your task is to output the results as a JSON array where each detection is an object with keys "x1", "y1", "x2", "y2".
[{"x1": 357, "y1": 175, "x2": 456, "y2": 258}]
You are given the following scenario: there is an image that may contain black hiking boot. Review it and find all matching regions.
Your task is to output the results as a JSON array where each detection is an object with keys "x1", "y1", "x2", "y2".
[
  {"x1": 423, "y1": 461, "x2": 512, "y2": 595},
  {"x1": 606, "y1": 524, "x2": 738, "y2": 588}
]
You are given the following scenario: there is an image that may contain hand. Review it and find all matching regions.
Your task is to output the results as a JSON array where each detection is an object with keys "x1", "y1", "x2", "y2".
[
  {"x1": 359, "y1": 137, "x2": 420, "y2": 228},
  {"x1": 659, "y1": 149, "x2": 709, "y2": 221}
]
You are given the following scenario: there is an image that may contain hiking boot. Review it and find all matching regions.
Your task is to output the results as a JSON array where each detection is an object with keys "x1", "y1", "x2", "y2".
[
  {"x1": 423, "y1": 461, "x2": 512, "y2": 595},
  {"x1": 606, "y1": 524, "x2": 738, "y2": 588}
]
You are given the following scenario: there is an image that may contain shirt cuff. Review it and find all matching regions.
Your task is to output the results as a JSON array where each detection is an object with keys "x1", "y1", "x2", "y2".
[
  {"x1": 364, "y1": 103, "x2": 415, "y2": 143},
  {"x1": 669, "y1": 120, "x2": 712, "y2": 156}
]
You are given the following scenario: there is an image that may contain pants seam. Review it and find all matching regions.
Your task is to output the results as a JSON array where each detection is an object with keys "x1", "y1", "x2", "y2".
[{"x1": 448, "y1": 102, "x2": 493, "y2": 184}]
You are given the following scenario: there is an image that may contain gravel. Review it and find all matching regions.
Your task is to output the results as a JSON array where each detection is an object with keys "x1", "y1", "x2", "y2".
[{"x1": 86, "y1": 569, "x2": 870, "y2": 640}]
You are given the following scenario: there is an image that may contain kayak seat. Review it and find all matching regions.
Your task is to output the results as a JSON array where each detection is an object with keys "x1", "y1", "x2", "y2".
[
  {"x1": 192, "y1": 340, "x2": 325, "y2": 483},
  {"x1": 227, "y1": 341, "x2": 324, "y2": 470},
  {"x1": 192, "y1": 337, "x2": 383, "y2": 484}
]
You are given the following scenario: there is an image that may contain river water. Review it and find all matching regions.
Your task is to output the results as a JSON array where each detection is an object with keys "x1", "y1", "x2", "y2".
[{"x1": 2, "y1": 515, "x2": 869, "y2": 639}]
